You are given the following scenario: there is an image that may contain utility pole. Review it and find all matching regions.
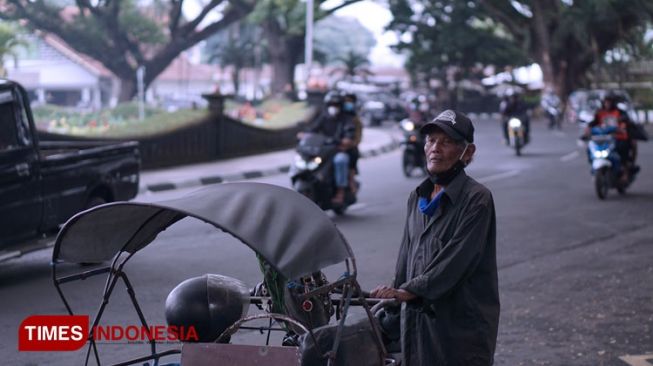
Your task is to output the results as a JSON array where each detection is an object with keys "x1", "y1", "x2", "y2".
[
  {"x1": 304, "y1": 0, "x2": 314, "y2": 88},
  {"x1": 137, "y1": 66, "x2": 145, "y2": 121}
]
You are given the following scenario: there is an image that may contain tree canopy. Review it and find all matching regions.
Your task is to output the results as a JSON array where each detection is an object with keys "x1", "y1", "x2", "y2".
[
  {"x1": 313, "y1": 15, "x2": 375, "y2": 66},
  {"x1": 387, "y1": 0, "x2": 653, "y2": 97},
  {"x1": 0, "y1": 0, "x2": 255, "y2": 101},
  {"x1": 0, "y1": 22, "x2": 26, "y2": 77},
  {"x1": 248, "y1": 0, "x2": 362, "y2": 95}
]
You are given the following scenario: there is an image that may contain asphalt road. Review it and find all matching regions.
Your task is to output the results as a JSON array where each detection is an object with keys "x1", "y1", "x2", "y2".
[{"x1": 1, "y1": 118, "x2": 652, "y2": 365}]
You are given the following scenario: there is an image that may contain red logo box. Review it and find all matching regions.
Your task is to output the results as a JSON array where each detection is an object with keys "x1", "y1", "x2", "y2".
[{"x1": 19, "y1": 315, "x2": 89, "y2": 351}]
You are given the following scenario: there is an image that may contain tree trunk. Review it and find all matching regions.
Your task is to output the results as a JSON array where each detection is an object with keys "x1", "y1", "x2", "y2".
[
  {"x1": 264, "y1": 21, "x2": 290, "y2": 96},
  {"x1": 263, "y1": 19, "x2": 305, "y2": 97},
  {"x1": 117, "y1": 77, "x2": 137, "y2": 103},
  {"x1": 232, "y1": 67, "x2": 241, "y2": 97},
  {"x1": 531, "y1": 0, "x2": 556, "y2": 93}
]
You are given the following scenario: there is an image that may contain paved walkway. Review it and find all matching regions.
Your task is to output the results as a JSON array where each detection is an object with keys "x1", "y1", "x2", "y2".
[{"x1": 139, "y1": 128, "x2": 400, "y2": 193}]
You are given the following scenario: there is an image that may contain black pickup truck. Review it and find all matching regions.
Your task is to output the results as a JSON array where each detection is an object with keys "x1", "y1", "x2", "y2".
[{"x1": 0, "y1": 79, "x2": 140, "y2": 250}]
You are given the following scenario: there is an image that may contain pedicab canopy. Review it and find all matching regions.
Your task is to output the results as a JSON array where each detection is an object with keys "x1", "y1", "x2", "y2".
[{"x1": 53, "y1": 183, "x2": 354, "y2": 279}]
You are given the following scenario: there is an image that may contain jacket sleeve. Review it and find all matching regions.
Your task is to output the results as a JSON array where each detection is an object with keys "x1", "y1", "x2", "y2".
[
  {"x1": 400, "y1": 196, "x2": 494, "y2": 302},
  {"x1": 392, "y1": 193, "x2": 414, "y2": 289},
  {"x1": 308, "y1": 113, "x2": 325, "y2": 133}
]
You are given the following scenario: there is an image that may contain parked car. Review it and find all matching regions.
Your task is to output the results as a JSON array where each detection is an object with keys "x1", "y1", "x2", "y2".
[
  {"x1": 0, "y1": 79, "x2": 141, "y2": 250},
  {"x1": 566, "y1": 89, "x2": 638, "y2": 125}
]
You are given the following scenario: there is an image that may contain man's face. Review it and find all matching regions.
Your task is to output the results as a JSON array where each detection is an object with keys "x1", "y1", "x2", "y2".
[
  {"x1": 424, "y1": 129, "x2": 465, "y2": 174},
  {"x1": 603, "y1": 99, "x2": 614, "y2": 110}
]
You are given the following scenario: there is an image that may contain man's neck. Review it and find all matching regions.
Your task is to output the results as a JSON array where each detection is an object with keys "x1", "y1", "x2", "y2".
[{"x1": 430, "y1": 184, "x2": 443, "y2": 200}]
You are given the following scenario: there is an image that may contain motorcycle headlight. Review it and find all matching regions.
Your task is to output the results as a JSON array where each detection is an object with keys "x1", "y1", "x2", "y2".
[
  {"x1": 307, "y1": 157, "x2": 322, "y2": 170},
  {"x1": 400, "y1": 120, "x2": 415, "y2": 131},
  {"x1": 592, "y1": 150, "x2": 609, "y2": 159},
  {"x1": 508, "y1": 118, "x2": 522, "y2": 128},
  {"x1": 295, "y1": 154, "x2": 321, "y2": 171}
]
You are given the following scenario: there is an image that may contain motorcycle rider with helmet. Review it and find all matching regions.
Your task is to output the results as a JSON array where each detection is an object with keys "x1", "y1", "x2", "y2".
[
  {"x1": 300, "y1": 91, "x2": 356, "y2": 206},
  {"x1": 584, "y1": 93, "x2": 638, "y2": 184},
  {"x1": 541, "y1": 88, "x2": 562, "y2": 130},
  {"x1": 500, "y1": 89, "x2": 531, "y2": 145},
  {"x1": 341, "y1": 92, "x2": 363, "y2": 194}
]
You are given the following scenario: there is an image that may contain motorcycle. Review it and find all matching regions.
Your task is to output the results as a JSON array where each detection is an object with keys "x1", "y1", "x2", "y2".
[
  {"x1": 545, "y1": 105, "x2": 561, "y2": 130},
  {"x1": 399, "y1": 119, "x2": 426, "y2": 177},
  {"x1": 505, "y1": 115, "x2": 527, "y2": 156},
  {"x1": 586, "y1": 126, "x2": 639, "y2": 200},
  {"x1": 290, "y1": 133, "x2": 358, "y2": 215}
]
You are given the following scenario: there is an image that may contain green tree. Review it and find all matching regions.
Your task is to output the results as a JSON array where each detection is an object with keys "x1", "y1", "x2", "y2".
[
  {"x1": 480, "y1": 0, "x2": 653, "y2": 97},
  {"x1": 1, "y1": 0, "x2": 255, "y2": 101},
  {"x1": 204, "y1": 20, "x2": 262, "y2": 96},
  {"x1": 388, "y1": 0, "x2": 528, "y2": 107},
  {"x1": 313, "y1": 15, "x2": 376, "y2": 66},
  {"x1": 0, "y1": 22, "x2": 26, "y2": 77},
  {"x1": 330, "y1": 50, "x2": 373, "y2": 81},
  {"x1": 249, "y1": 0, "x2": 361, "y2": 96},
  {"x1": 388, "y1": 0, "x2": 653, "y2": 98}
]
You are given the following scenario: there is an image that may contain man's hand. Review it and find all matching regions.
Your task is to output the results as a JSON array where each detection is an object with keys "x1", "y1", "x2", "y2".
[
  {"x1": 370, "y1": 285, "x2": 417, "y2": 302},
  {"x1": 370, "y1": 285, "x2": 395, "y2": 299}
]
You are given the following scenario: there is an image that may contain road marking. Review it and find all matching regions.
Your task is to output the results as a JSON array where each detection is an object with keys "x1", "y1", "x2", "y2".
[
  {"x1": 561, "y1": 151, "x2": 580, "y2": 162},
  {"x1": 620, "y1": 354, "x2": 653, "y2": 366},
  {"x1": 478, "y1": 170, "x2": 520, "y2": 184}
]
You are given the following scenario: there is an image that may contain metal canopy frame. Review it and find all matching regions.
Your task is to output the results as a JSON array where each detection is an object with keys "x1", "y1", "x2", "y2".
[{"x1": 52, "y1": 183, "x2": 387, "y2": 366}]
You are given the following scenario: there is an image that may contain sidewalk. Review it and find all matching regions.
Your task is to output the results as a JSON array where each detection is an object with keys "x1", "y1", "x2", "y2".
[{"x1": 139, "y1": 128, "x2": 400, "y2": 193}]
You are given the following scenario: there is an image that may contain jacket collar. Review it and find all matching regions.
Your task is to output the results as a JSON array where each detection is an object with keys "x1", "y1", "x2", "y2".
[{"x1": 416, "y1": 170, "x2": 468, "y2": 205}]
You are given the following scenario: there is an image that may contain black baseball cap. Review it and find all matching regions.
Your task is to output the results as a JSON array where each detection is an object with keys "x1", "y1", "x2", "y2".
[{"x1": 420, "y1": 110, "x2": 475, "y2": 143}]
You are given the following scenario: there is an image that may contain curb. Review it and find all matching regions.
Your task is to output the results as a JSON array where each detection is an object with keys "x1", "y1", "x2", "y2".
[{"x1": 139, "y1": 137, "x2": 401, "y2": 194}]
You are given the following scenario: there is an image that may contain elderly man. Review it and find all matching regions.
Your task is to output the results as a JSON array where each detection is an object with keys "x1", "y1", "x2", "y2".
[{"x1": 372, "y1": 110, "x2": 500, "y2": 366}]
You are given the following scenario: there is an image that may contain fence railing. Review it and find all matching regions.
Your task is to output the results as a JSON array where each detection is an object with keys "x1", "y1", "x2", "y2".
[{"x1": 38, "y1": 109, "x2": 315, "y2": 170}]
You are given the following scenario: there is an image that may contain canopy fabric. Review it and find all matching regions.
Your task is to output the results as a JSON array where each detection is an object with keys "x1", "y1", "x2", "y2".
[{"x1": 53, "y1": 183, "x2": 354, "y2": 279}]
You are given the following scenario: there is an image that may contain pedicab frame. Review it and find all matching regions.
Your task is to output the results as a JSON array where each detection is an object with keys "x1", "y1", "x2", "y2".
[{"x1": 51, "y1": 182, "x2": 389, "y2": 366}]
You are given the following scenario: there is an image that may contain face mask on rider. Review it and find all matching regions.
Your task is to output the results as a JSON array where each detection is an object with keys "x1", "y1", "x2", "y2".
[
  {"x1": 327, "y1": 106, "x2": 339, "y2": 117},
  {"x1": 429, "y1": 143, "x2": 469, "y2": 186},
  {"x1": 343, "y1": 102, "x2": 354, "y2": 112}
]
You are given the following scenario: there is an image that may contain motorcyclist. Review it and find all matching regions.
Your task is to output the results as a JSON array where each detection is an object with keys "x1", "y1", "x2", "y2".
[
  {"x1": 541, "y1": 88, "x2": 562, "y2": 130},
  {"x1": 300, "y1": 91, "x2": 356, "y2": 206},
  {"x1": 341, "y1": 92, "x2": 363, "y2": 194},
  {"x1": 584, "y1": 93, "x2": 638, "y2": 183},
  {"x1": 500, "y1": 89, "x2": 531, "y2": 144},
  {"x1": 408, "y1": 95, "x2": 431, "y2": 125}
]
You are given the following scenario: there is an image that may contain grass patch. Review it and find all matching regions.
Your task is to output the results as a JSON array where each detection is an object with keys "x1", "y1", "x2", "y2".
[
  {"x1": 34, "y1": 97, "x2": 312, "y2": 138},
  {"x1": 34, "y1": 103, "x2": 209, "y2": 138}
]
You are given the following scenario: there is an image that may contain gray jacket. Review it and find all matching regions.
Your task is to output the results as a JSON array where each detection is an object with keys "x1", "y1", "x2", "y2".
[{"x1": 393, "y1": 171, "x2": 499, "y2": 366}]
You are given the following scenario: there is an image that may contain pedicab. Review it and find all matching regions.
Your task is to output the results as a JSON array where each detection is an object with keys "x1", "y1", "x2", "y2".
[{"x1": 51, "y1": 182, "x2": 397, "y2": 366}]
